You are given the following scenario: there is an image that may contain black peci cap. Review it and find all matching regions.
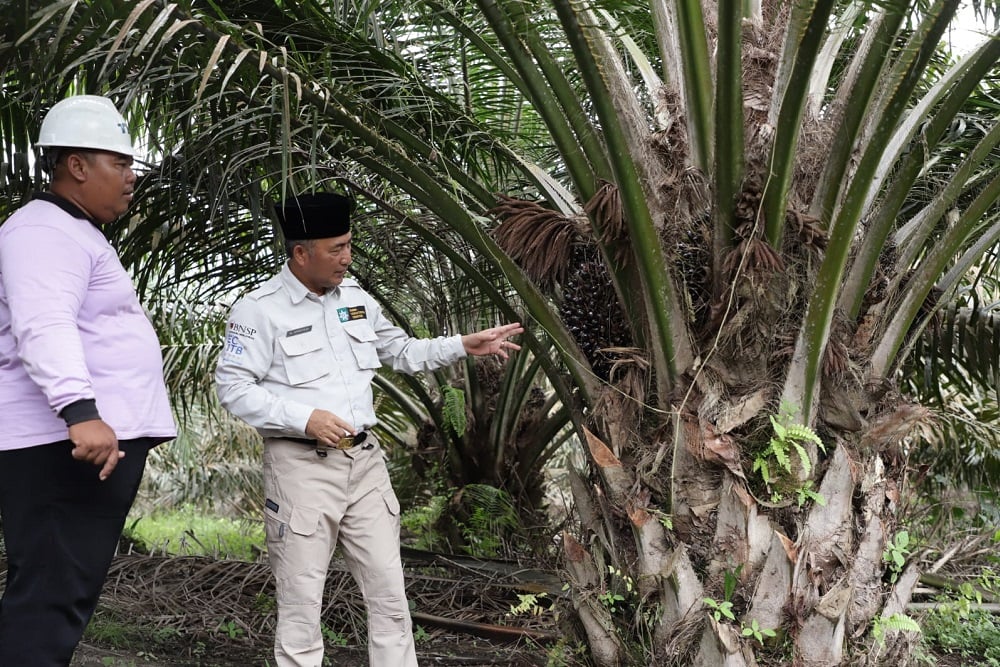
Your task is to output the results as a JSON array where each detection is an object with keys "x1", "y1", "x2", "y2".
[{"x1": 275, "y1": 193, "x2": 353, "y2": 240}]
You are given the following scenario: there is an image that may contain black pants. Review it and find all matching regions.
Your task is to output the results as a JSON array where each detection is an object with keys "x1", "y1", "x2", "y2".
[{"x1": 0, "y1": 438, "x2": 152, "y2": 667}]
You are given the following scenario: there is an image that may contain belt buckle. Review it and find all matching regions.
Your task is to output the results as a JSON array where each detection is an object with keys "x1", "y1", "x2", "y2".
[{"x1": 335, "y1": 431, "x2": 367, "y2": 450}]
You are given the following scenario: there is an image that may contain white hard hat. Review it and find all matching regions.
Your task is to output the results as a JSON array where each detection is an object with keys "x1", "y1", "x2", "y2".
[{"x1": 36, "y1": 95, "x2": 136, "y2": 157}]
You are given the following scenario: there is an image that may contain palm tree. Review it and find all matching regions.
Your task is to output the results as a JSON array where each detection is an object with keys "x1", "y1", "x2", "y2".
[{"x1": 2, "y1": 0, "x2": 999, "y2": 664}]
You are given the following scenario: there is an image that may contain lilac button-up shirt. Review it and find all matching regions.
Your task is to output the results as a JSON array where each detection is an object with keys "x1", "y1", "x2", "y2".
[{"x1": 0, "y1": 195, "x2": 176, "y2": 450}]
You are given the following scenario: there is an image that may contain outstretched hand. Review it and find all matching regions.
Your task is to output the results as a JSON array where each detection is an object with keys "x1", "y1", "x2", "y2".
[{"x1": 462, "y1": 322, "x2": 524, "y2": 360}]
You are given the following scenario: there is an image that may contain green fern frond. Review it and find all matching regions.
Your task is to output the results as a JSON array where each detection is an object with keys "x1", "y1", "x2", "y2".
[
  {"x1": 770, "y1": 414, "x2": 787, "y2": 440},
  {"x1": 874, "y1": 612, "x2": 922, "y2": 642},
  {"x1": 886, "y1": 614, "x2": 920, "y2": 633},
  {"x1": 462, "y1": 484, "x2": 520, "y2": 531},
  {"x1": 771, "y1": 437, "x2": 791, "y2": 473},
  {"x1": 793, "y1": 441, "x2": 812, "y2": 477},
  {"x1": 752, "y1": 457, "x2": 771, "y2": 484},
  {"x1": 442, "y1": 386, "x2": 467, "y2": 437},
  {"x1": 786, "y1": 423, "x2": 823, "y2": 448}
]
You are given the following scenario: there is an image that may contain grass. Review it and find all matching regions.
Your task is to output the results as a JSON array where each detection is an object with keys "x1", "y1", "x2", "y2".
[
  {"x1": 915, "y1": 607, "x2": 1000, "y2": 666},
  {"x1": 78, "y1": 608, "x2": 266, "y2": 667},
  {"x1": 83, "y1": 610, "x2": 146, "y2": 649},
  {"x1": 123, "y1": 505, "x2": 265, "y2": 561},
  {"x1": 906, "y1": 515, "x2": 1000, "y2": 666}
]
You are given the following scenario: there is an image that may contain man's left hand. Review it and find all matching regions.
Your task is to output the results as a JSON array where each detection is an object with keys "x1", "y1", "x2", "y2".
[{"x1": 462, "y1": 322, "x2": 524, "y2": 360}]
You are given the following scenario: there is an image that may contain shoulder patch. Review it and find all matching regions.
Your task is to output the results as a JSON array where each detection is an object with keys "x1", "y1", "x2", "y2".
[
  {"x1": 223, "y1": 325, "x2": 248, "y2": 359},
  {"x1": 227, "y1": 320, "x2": 257, "y2": 340}
]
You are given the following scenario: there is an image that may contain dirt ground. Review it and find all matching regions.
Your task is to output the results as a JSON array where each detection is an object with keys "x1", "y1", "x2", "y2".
[
  {"x1": 71, "y1": 637, "x2": 550, "y2": 666},
  {"x1": 49, "y1": 550, "x2": 564, "y2": 667}
]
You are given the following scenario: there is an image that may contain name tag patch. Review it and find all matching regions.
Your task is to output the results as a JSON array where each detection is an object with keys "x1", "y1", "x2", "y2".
[
  {"x1": 337, "y1": 305, "x2": 367, "y2": 322},
  {"x1": 265, "y1": 498, "x2": 280, "y2": 513},
  {"x1": 287, "y1": 325, "x2": 312, "y2": 337}
]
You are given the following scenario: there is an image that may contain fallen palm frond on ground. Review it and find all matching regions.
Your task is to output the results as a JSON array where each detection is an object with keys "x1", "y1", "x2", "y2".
[
  {"x1": 93, "y1": 548, "x2": 563, "y2": 642},
  {"x1": 2, "y1": 548, "x2": 567, "y2": 665}
]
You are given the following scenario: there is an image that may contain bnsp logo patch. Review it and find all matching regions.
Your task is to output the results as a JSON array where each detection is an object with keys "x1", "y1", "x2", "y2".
[{"x1": 228, "y1": 321, "x2": 256, "y2": 339}]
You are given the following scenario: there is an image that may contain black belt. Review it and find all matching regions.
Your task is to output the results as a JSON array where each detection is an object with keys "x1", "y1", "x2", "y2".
[{"x1": 283, "y1": 431, "x2": 369, "y2": 450}]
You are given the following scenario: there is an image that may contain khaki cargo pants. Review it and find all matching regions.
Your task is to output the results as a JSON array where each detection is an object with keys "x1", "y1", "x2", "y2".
[{"x1": 263, "y1": 436, "x2": 417, "y2": 667}]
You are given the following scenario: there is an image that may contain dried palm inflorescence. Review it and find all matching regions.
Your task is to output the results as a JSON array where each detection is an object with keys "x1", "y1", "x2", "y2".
[
  {"x1": 491, "y1": 194, "x2": 633, "y2": 382},
  {"x1": 490, "y1": 194, "x2": 581, "y2": 290}
]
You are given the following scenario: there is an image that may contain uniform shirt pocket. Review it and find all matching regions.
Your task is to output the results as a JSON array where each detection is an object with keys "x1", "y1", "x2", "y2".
[
  {"x1": 341, "y1": 321, "x2": 381, "y2": 370},
  {"x1": 278, "y1": 330, "x2": 330, "y2": 385}
]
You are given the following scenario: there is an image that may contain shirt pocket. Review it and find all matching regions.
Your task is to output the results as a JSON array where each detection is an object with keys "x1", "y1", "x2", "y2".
[
  {"x1": 278, "y1": 330, "x2": 330, "y2": 385},
  {"x1": 341, "y1": 321, "x2": 381, "y2": 370}
]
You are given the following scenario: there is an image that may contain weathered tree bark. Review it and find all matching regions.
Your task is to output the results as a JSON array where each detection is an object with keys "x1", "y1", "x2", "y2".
[
  {"x1": 566, "y1": 378, "x2": 920, "y2": 667},
  {"x1": 563, "y1": 532, "x2": 624, "y2": 665},
  {"x1": 694, "y1": 617, "x2": 757, "y2": 666}
]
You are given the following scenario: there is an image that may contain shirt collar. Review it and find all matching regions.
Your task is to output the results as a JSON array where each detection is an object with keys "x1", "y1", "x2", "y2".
[
  {"x1": 32, "y1": 192, "x2": 99, "y2": 228},
  {"x1": 279, "y1": 262, "x2": 340, "y2": 304}
]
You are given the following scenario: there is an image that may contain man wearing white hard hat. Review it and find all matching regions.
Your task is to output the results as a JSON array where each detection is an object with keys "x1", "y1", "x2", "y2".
[{"x1": 0, "y1": 95, "x2": 175, "y2": 665}]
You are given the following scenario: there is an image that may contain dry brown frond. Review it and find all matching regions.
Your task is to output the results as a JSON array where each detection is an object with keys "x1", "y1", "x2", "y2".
[
  {"x1": 652, "y1": 87, "x2": 689, "y2": 163},
  {"x1": 793, "y1": 118, "x2": 838, "y2": 206},
  {"x1": 656, "y1": 610, "x2": 704, "y2": 665},
  {"x1": 489, "y1": 194, "x2": 582, "y2": 290},
  {"x1": 602, "y1": 346, "x2": 651, "y2": 376},
  {"x1": 583, "y1": 180, "x2": 627, "y2": 244},
  {"x1": 79, "y1": 548, "x2": 561, "y2": 655},
  {"x1": 587, "y1": 353, "x2": 651, "y2": 462},
  {"x1": 861, "y1": 403, "x2": 935, "y2": 452}
]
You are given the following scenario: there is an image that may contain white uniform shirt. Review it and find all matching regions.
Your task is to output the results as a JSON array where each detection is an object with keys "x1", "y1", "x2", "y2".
[{"x1": 215, "y1": 264, "x2": 466, "y2": 438}]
